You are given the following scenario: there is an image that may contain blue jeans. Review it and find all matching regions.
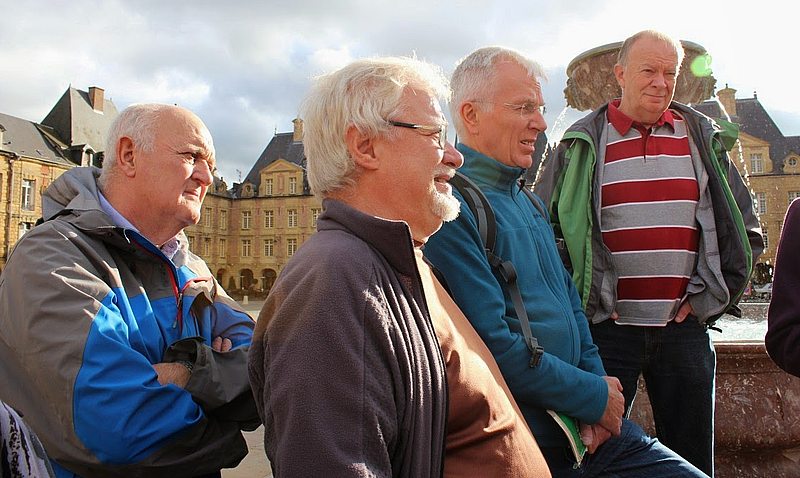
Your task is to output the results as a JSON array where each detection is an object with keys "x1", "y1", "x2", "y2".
[
  {"x1": 540, "y1": 419, "x2": 708, "y2": 477},
  {"x1": 589, "y1": 319, "x2": 715, "y2": 476}
]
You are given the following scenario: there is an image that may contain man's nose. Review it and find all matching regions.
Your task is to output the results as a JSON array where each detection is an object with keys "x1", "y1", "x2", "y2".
[
  {"x1": 529, "y1": 111, "x2": 547, "y2": 133},
  {"x1": 193, "y1": 162, "x2": 214, "y2": 186},
  {"x1": 653, "y1": 72, "x2": 668, "y2": 88},
  {"x1": 443, "y1": 142, "x2": 464, "y2": 169}
]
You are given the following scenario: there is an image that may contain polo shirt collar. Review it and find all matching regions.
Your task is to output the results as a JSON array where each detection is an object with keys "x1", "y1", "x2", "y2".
[{"x1": 608, "y1": 98, "x2": 676, "y2": 136}]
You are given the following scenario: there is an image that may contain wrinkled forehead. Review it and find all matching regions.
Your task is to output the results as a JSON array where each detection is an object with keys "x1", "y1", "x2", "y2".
[{"x1": 161, "y1": 111, "x2": 215, "y2": 157}]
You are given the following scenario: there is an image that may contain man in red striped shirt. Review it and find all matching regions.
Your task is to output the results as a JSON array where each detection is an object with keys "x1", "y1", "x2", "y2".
[{"x1": 537, "y1": 30, "x2": 763, "y2": 477}]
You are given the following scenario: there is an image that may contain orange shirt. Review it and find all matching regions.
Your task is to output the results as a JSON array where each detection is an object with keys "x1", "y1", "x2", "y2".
[{"x1": 415, "y1": 250, "x2": 551, "y2": 478}]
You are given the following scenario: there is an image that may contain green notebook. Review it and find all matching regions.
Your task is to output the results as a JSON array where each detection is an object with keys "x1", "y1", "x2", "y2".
[{"x1": 547, "y1": 410, "x2": 587, "y2": 466}]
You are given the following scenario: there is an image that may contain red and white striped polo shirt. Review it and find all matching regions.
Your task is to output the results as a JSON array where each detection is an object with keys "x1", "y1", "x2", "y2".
[{"x1": 601, "y1": 100, "x2": 699, "y2": 326}]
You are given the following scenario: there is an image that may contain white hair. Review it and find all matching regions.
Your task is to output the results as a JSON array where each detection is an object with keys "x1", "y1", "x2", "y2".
[
  {"x1": 301, "y1": 56, "x2": 450, "y2": 197},
  {"x1": 450, "y1": 46, "x2": 546, "y2": 137},
  {"x1": 98, "y1": 103, "x2": 175, "y2": 190}
]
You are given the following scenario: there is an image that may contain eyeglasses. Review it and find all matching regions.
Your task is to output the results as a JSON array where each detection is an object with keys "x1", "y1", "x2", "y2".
[
  {"x1": 387, "y1": 120, "x2": 447, "y2": 149},
  {"x1": 473, "y1": 100, "x2": 546, "y2": 117},
  {"x1": 502, "y1": 102, "x2": 547, "y2": 116}
]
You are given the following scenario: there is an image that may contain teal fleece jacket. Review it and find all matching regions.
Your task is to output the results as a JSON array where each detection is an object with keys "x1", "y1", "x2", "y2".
[{"x1": 424, "y1": 144, "x2": 608, "y2": 448}]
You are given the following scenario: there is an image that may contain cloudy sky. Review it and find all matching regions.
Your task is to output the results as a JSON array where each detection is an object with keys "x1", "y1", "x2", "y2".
[{"x1": 1, "y1": 0, "x2": 795, "y2": 182}]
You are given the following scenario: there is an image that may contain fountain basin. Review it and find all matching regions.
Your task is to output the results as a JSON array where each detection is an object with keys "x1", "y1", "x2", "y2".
[{"x1": 630, "y1": 341, "x2": 800, "y2": 477}]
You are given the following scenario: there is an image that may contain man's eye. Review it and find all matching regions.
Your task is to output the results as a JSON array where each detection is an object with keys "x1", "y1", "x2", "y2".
[{"x1": 522, "y1": 103, "x2": 544, "y2": 114}]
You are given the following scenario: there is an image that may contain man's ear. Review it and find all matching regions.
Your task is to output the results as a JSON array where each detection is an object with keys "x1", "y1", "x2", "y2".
[
  {"x1": 116, "y1": 137, "x2": 137, "y2": 178},
  {"x1": 345, "y1": 125, "x2": 379, "y2": 170},
  {"x1": 461, "y1": 102, "x2": 480, "y2": 136},
  {"x1": 613, "y1": 63, "x2": 625, "y2": 90}
]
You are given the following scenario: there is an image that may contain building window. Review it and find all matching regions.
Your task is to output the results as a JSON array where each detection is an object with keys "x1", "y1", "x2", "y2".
[
  {"x1": 265, "y1": 178, "x2": 273, "y2": 196},
  {"x1": 21, "y1": 179, "x2": 35, "y2": 210},
  {"x1": 754, "y1": 192, "x2": 767, "y2": 215},
  {"x1": 187, "y1": 235, "x2": 194, "y2": 251},
  {"x1": 311, "y1": 208, "x2": 321, "y2": 227},
  {"x1": 289, "y1": 176, "x2": 297, "y2": 194},
  {"x1": 203, "y1": 238, "x2": 211, "y2": 256},
  {"x1": 219, "y1": 238, "x2": 226, "y2": 258},
  {"x1": 287, "y1": 238, "x2": 297, "y2": 256},
  {"x1": 789, "y1": 157, "x2": 798, "y2": 167},
  {"x1": 241, "y1": 210, "x2": 252, "y2": 230},
  {"x1": 751, "y1": 154, "x2": 764, "y2": 174},
  {"x1": 264, "y1": 210, "x2": 274, "y2": 228},
  {"x1": 264, "y1": 239, "x2": 274, "y2": 257},
  {"x1": 789, "y1": 191, "x2": 800, "y2": 205},
  {"x1": 18, "y1": 222, "x2": 33, "y2": 238},
  {"x1": 763, "y1": 228, "x2": 769, "y2": 251},
  {"x1": 241, "y1": 239, "x2": 251, "y2": 257},
  {"x1": 204, "y1": 207, "x2": 212, "y2": 226},
  {"x1": 220, "y1": 210, "x2": 228, "y2": 230},
  {"x1": 287, "y1": 209, "x2": 298, "y2": 228}
]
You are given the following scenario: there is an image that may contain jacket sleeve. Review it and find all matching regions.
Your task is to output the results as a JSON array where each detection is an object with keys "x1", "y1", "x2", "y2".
[
  {"x1": 248, "y1": 258, "x2": 402, "y2": 477},
  {"x1": 766, "y1": 200, "x2": 800, "y2": 376},
  {"x1": 0, "y1": 224, "x2": 249, "y2": 477},
  {"x1": 425, "y1": 199, "x2": 608, "y2": 425},
  {"x1": 165, "y1": 278, "x2": 260, "y2": 428}
]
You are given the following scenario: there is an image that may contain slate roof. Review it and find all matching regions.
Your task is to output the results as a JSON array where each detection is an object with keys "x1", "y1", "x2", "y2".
[
  {"x1": 41, "y1": 87, "x2": 118, "y2": 153},
  {"x1": 234, "y1": 132, "x2": 308, "y2": 196},
  {"x1": 0, "y1": 112, "x2": 75, "y2": 166},
  {"x1": 694, "y1": 95, "x2": 798, "y2": 172}
]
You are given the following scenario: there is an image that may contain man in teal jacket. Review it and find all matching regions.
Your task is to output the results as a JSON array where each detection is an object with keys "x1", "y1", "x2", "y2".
[
  {"x1": 425, "y1": 45, "x2": 707, "y2": 477},
  {"x1": 535, "y1": 31, "x2": 763, "y2": 476}
]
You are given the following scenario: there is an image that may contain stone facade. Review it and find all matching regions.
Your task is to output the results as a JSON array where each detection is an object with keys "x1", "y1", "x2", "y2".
[
  {"x1": 185, "y1": 122, "x2": 321, "y2": 296},
  {"x1": 0, "y1": 86, "x2": 116, "y2": 271},
  {"x1": 696, "y1": 87, "x2": 800, "y2": 279}
]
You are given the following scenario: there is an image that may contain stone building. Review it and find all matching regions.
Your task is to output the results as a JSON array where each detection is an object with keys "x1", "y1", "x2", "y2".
[
  {"x1": 695, "y1": 86, "x2": 800, "y2": 281},
  {"x1": 0, "y1": 86, "x2": 117, "y2": 271},
  {"x1": 185, "y1": 119, "x2": 321, "y2": 296}
]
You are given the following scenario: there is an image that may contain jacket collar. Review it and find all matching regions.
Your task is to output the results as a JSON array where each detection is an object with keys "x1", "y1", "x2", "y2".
[
  {"x1": 317, "y1": 198, "x2": 418, "y2": 277},
  {"x1": 607, "y1": 98, "x2": 677, "y2": 136},
  {"x1": 456, "y1": 143, "x2": 525, "y2": 191}
]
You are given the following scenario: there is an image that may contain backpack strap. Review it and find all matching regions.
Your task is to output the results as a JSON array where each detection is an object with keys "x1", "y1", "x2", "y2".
[{"x1": 450, "y1": 171, "x2": 544, "y2": 367}]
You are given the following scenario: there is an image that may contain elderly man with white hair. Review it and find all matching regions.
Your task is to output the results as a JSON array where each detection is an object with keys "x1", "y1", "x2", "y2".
[
  {"x1": 248, "y1": 56, "x2": 551, "y2": 477},
  {"x1": 0, "y1": 104, "x2": 259, "y2": 478}
]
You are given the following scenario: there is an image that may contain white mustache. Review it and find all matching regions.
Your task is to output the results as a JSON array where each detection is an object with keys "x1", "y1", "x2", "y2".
[{"x1": 433, "y1": 167, "x2": 456, "y2": 181}]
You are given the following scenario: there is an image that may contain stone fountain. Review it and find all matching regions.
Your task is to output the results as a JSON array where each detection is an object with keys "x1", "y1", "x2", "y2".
[
  {"x1": 564, "y1": 40, "x2": 716, "y2": 111},
  {"x1": 563, "y1": 42, "x2": 800, "y2": 477}
]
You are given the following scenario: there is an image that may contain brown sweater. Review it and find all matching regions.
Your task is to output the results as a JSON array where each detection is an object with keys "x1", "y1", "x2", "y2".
[{"x1": 415, "y1": 250, "x2": 551, "y2": 478}]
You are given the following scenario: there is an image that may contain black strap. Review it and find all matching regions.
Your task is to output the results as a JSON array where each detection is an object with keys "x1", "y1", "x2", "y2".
[{"x1": 451, "y1": 171, "x2": 544, "y2": 367}]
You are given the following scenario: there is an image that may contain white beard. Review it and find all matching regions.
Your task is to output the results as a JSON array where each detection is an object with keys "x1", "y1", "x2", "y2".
[{"x1": 431, "y1": 188, "x2": 461, "y2": 222}]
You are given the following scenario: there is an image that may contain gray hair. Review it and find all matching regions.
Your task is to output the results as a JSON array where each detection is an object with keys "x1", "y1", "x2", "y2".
[
  {"x1": 617, "y1": 30, "x2": 685, "y2": 71},
  {"x1": 98, "y1": 103, "x2": 173, "y2": 190},
  {"x1": 301, "y1": 56, "x2": 450, "y2": 197},
  {"x1": 450, "y1": 46, "x2": 546, "y2": 137}
]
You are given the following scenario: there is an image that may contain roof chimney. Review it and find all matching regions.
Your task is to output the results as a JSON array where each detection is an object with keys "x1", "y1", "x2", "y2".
[
  {"x1": 716, "y1": 85, "x2": 737, "y2": 117},
  {"x1": 88, "y1": 86, "x2": 105, "y2": 113},
  {"x1": 292, "y1": 117, "x2": 304, "y2": 142}
]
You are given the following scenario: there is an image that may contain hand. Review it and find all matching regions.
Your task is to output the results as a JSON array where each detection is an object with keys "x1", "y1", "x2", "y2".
[
  {"x1": 673, "y1": 301, "x2": 693, "y2": 323},
  {"x1": 610, "y1": 311, "x2": 619, "y2": 320},
  {"x1": 212, "y1": 336, "x2": 232, "y2": 352},
  {"x1": 598, "y1": 376, "x2": 624, "y2": 435},
  {"x1": 580, "y1": 423, "x2": 611, "y2": 454},
  {"x1": 153, "y1": 362, "x2": 190, "y2": 388}
]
